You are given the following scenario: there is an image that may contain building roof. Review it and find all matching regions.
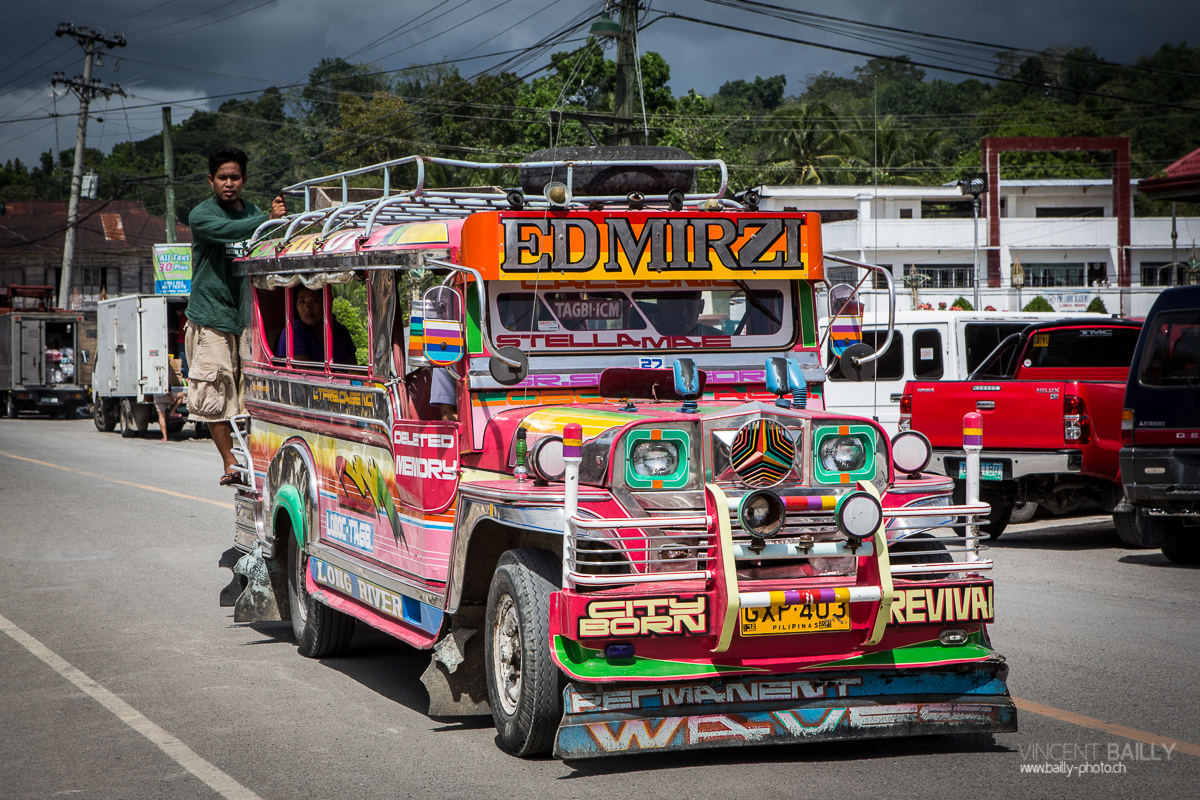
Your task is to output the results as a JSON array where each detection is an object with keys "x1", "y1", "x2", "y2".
[
  {"x1": 0, "y1": 200, "x2": 191, "y2": 252},
  {"x1": 1138, "y1": 147, "x2": 1200, "y2": 202}
]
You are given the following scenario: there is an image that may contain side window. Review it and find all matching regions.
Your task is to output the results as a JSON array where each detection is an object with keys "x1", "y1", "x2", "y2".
[
  {"x1": 330, "y1": 281, "x2": 366, "y2": 372},
  {"x1": 827, "y1": 330, "x2": 904, "y2": 381},
  {"x1": 963, "y1": 323, "x2": 1028, "y2": 374},
  {"x1": 911, "y1": 328, "x2": 943, "y2": 379},
  {"x1": 253, "y1": 287, "x2": 288, "y2": 366}
]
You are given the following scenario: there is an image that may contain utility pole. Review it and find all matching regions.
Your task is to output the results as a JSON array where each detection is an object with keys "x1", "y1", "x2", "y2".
[
  {"x1": 162, "y1": 107, "x2": 176, "y2": 244},
  {"x1": 51, "y1": 22, "x2": 126, "y2": 310},
  {"x1": 611, "y1": 0, "x2": 639, "y2": 146}
]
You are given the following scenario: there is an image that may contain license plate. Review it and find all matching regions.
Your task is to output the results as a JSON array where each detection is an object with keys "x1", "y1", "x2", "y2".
[
  {"x1": 38, "y1": 396, "x2": 59, "y2": 404},
  {"x1": 958, "y1": 461, "x2": 1003, "y2": 481},
  {"x1": 739, "y1": 602, "x2": 850, "y2": 636}
]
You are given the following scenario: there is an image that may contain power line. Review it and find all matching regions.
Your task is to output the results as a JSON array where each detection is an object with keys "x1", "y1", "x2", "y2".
[{"x1": 654, "y1": 12, "x2": 1200, "y2": 114}]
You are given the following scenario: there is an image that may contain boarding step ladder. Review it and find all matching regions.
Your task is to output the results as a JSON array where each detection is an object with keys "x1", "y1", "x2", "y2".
[{"x1": 228, "y1": 413, "x2": 254, "y2": 487}]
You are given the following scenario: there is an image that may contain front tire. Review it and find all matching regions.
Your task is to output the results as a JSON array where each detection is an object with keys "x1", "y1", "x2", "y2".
[
  {"x1": 979, "y1": 497, "x2": 1012, "y2": 539},
  {"x1": 484, "y1": 548, "x2": 562, "y2": 757},
  {"x1": 288, "y1": 533, "x2": 356, "y2": 657},
  {"x1": 93, "y1": 398, "x2": 117, "y2": 432}
]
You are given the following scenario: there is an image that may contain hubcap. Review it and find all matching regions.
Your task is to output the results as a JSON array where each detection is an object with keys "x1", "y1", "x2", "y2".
[{"x1": 492, "y1": 593, "x2": 522, "y2": 716}]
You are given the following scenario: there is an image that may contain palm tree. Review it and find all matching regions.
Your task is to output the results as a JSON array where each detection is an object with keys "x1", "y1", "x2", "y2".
[
  {"x1": 761, "y1": 102, "x2": 844, "y2": 184},
  {"x1": 831, "y1": 116, "x2": 955, "y2": 185}
]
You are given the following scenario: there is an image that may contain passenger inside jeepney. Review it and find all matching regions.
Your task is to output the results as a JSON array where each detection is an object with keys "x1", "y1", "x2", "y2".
[
  {"x1": 638, "y1": 291, "x2": 724, "y2": 336},
  {"x1": 276, "y1": 286, "x2": 355, "y2": 364}
]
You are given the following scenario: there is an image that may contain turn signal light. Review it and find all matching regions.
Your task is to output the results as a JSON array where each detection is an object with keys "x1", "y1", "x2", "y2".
[{"x1": 1121, "y1": 408, "x2": 1134, "y2": 446}]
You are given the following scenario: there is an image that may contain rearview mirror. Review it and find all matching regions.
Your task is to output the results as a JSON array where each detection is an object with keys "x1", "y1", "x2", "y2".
[{"x1": 420, "y1": 286, "x2": 463, "y2": 366}]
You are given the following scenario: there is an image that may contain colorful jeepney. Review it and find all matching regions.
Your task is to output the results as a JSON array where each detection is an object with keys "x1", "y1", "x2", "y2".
[{"x1": 221, "y1": 153, "x2": 1015, "y2": 759}]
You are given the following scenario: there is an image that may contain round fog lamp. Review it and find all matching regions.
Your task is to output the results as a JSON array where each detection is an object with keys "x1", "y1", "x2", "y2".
[
  {"x1": 890, "y1": 430, "x2": 932, "y2": 475},
  {"x1": 738, "y1": 489, "x2": 786, "y2": 539},
  {"x1": 835, "y1": 491, "x2": 882, "y2": 541}
]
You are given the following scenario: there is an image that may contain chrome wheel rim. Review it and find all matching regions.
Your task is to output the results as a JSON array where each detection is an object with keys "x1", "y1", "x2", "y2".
[{"x1": 492, "y1": 593, "x2": 521, "y2": 716}]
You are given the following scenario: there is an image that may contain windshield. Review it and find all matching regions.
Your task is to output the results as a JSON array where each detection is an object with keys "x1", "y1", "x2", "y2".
[
  {"x1": 1024, "y1": 326, "x2": 1140, "y2": 369},
  {"x1": 489, "y1": 280, "x2": 794, "y2": 351},
  {"x1": 1140, "y1": 309, "x2": 1200, "y2": 386}
]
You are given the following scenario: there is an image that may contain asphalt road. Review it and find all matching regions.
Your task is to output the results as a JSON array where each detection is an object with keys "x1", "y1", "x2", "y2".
[{"x1": 2, "y1": 418, "x2": 1199, "y2": 800}]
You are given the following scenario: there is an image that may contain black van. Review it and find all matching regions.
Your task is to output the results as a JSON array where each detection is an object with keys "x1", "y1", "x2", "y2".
[{"x1": 1120, "y1": 285, "x2": 1200, "y2": 563}]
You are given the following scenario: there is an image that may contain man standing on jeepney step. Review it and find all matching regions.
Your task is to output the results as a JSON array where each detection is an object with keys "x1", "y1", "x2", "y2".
[{"x1": 187, "y1": 146, "x2": 286, "y2": 485}]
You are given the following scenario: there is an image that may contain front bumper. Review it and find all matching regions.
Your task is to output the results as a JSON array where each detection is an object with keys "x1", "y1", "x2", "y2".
[
  {"x1": 1120, "y1": 446, "x2": 1200, "y2": 514},
  {"x1": 554, "y1": 662, "x2": 1016, "y2": 758},
  {"x1": 931, "y1": 449, "x2": 1080, "y2": 481}
]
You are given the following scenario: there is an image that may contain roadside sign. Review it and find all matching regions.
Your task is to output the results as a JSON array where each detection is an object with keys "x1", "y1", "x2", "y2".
[{"x1": 153, "y1": 244, "x2": 192, "y2": 295}]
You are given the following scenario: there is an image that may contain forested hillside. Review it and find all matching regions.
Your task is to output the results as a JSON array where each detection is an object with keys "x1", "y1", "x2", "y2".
[{"x1": 2, "y1": 40, "x2": 1198, "y2": 220}]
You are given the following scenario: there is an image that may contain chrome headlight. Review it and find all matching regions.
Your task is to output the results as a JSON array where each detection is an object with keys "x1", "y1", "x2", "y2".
[
  {"x1": 630, "y1": 441, "x2": 679, "y2": 476},
  {"x1": 738, "y1": 489, "x2": 786, "y2": 539},
  {"x1": 820, "y1": 436, "x2": 866, "y2": 473}
]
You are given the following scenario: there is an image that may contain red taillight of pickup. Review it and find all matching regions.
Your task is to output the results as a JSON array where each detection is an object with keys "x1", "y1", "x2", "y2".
[
  {"x1": 1063, "y1": 395, "x2": 1092, "y2": 444},
  {"x1": 1121, "y1": 407, "x2": 1134, "y2": 446},
  {"x1": 898, "y1": 393, "x2": 913, "y2": 431}
]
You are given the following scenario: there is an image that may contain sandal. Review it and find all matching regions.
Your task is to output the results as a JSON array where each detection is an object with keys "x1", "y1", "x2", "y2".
[{"x1": 219, "y1": 472, "x2": 242, "y2": 486}]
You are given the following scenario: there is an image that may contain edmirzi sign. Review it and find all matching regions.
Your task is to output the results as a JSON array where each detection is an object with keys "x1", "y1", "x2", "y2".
[{"x1": 153, "y1": 244, "x2": 192, "y2": 295}]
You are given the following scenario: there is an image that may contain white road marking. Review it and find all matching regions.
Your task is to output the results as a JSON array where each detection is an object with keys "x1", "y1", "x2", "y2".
[{"x1": 0, "y1": 612, "x2": 264, "y2": 800}]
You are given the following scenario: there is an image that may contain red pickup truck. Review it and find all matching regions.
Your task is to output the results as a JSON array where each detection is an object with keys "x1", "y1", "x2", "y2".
[{"x1": 899, "y1": 317, "x2": 1144, "y2": 539}]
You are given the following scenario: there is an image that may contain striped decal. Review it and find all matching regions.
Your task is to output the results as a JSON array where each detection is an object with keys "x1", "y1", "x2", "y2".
[
  {"x1": 408, "y1": 316, "x2": 424, "y2": 360},
  {"x1": 739, "y1": 586, "x2": 882, "y2": 608},
  {"x1": 423, "y1": 319, "x2": 463, "y2": 366},
  {"x1": 783, "y1": 495, "x2": 837, "y2": 511},
  {"x1": 830, "y1": 319, "x2": 862, "y2": 357}
]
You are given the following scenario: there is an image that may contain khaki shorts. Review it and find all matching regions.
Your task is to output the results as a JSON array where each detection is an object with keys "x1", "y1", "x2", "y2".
[{"x1": 185, "y1": 324, "x2": 249, "y2": 423}]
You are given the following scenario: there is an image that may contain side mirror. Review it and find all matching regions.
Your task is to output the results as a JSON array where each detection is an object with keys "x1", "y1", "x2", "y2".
[
  {"x1": 673, "y1": 358, "x2": 700, "y2": 413},
  {"x1": 828, "y1": 283, "x2": 864, "y2": 357},
  {"x1": 420, "y1": 286, "x2": 463, "y2": 367},
  {"x1": 765, "y1": 357, "x2": 789, "y2": 408},
  {"x1": 489, "y1": 346, "x2": 528, "y2": 386}
]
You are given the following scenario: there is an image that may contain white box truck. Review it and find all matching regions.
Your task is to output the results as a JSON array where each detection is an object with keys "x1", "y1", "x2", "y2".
[{"x1": 92, "y1": 294, "x2": 199, "y2": 438}]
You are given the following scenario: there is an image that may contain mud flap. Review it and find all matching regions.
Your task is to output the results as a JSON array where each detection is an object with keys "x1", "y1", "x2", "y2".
[
  {"x1": 420, "y1": 606, "x2": 491, "y2": 716},
  {"x1": 220, "y1": 542, "x2": 286, "y2": 623}
]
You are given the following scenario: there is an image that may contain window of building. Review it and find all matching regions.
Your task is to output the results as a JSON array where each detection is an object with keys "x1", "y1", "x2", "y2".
[
  {"x1": 899, "y1": 208, "x2": 913, "y2": 219},
  {"x1": 872, "y1": 266, "x2": 893, "y2": 290},
  {"x1": 827, "y1": 330, "x2": 904, "y2": 382},
  {"x1": 1023, "y1": 263, "x2": 1085, "y2": 287},
  {"x1": 1034, "y1": 206, "x2": 1104, "y2": 218},
  {"x1": 911, "y1": 329, "x2": 944, "y2": 379},
  {"x1": 1086, "y1": 262, "x2": 1108, "y2": 286},
  {"x1": 826, "y1": 266, "x2": 858, "y2": 285},
  {"x1": 908, "y1": 264, "x2": 974, "y2": 289},
  {"x1": 1140, "y1": 262, "x2": 1175, "y2": 287},
  {"x1": 819, "y1": 209, "x2": 858, "y2": 223},
  {"x1": 920, "y1": 200, "x2": 974, "y2": 219}
]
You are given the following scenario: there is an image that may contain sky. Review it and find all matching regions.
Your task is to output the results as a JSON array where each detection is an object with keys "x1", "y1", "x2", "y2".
[{"x1": 0, "y1": 0, "x2": 1192, "y2": 169}]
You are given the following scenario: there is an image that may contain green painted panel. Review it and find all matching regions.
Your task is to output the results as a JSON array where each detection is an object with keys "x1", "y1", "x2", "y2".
[
  {"x1": 272, "y1": 484, "x2": 307, "y2": 549},
  {"x1": 554, "y1": 637, "x2": 764, "y2": 680}
]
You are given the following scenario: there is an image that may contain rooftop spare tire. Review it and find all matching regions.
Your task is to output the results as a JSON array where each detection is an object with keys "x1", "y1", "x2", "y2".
[{"x1": 520, "y1": 146, "x2": 696, "y2": 198}]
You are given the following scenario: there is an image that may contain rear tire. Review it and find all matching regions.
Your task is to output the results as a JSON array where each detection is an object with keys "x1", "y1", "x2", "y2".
[
  {"x1": 193, "y1": 421, "x2": 210, "y2": 439},
  {"x1": 484, "y1": 548, "x2": 562, "y2": 757},
  {"x1": 1009, "y1": 501, "x2": 1038, "y2": 525},
  {"x1": 288, "y1": 532, "x2": 355, "y2": 658},
  {"x1": 1161, "y1": 522, "x2": 1200, "y2": 564},
  {"x1": 1113, "y1": 509, "x2": 1167, "y2": 548},
  {"x1": 979, "y1": 497, "x2": 1012, "y2": 539},
  {"x1": 119, "y1": 398, "x2": 138, "y2": 438},
  {"x1": 5, "y1": 393, "x2": 17, "y2": 418}
]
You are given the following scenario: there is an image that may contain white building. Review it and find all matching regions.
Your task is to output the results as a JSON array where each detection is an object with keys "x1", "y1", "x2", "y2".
[{"x1": 755, "y1": 179, "x2": 1200, "y2": 317}]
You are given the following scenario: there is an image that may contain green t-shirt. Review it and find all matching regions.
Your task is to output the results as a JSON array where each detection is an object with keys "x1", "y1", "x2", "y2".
[{"x1": 187, "y1": 197, "x2": 268, "y2": 334}]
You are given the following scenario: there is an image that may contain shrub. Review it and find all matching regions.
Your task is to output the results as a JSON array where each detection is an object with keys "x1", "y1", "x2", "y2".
[
  {"x1": 952, "y1": 296, "x2": 974, "y2": 311},
  {"x1": 1086, "y1": 296, "x2": 1108, "y2": 314},
  {"x1": 1022, "y1": 296, "x2": 1054, "y2": 312}
]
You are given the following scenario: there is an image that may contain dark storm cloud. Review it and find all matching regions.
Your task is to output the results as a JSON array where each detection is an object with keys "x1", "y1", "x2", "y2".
[{"x1": 0, "y1": 0, "x2": 1191, "y2": 165}]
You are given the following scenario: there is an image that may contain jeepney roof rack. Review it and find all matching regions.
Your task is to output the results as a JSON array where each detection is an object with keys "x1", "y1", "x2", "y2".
[{"x1": 248, "y1": 154, "x2": 736, "y2": 251}]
